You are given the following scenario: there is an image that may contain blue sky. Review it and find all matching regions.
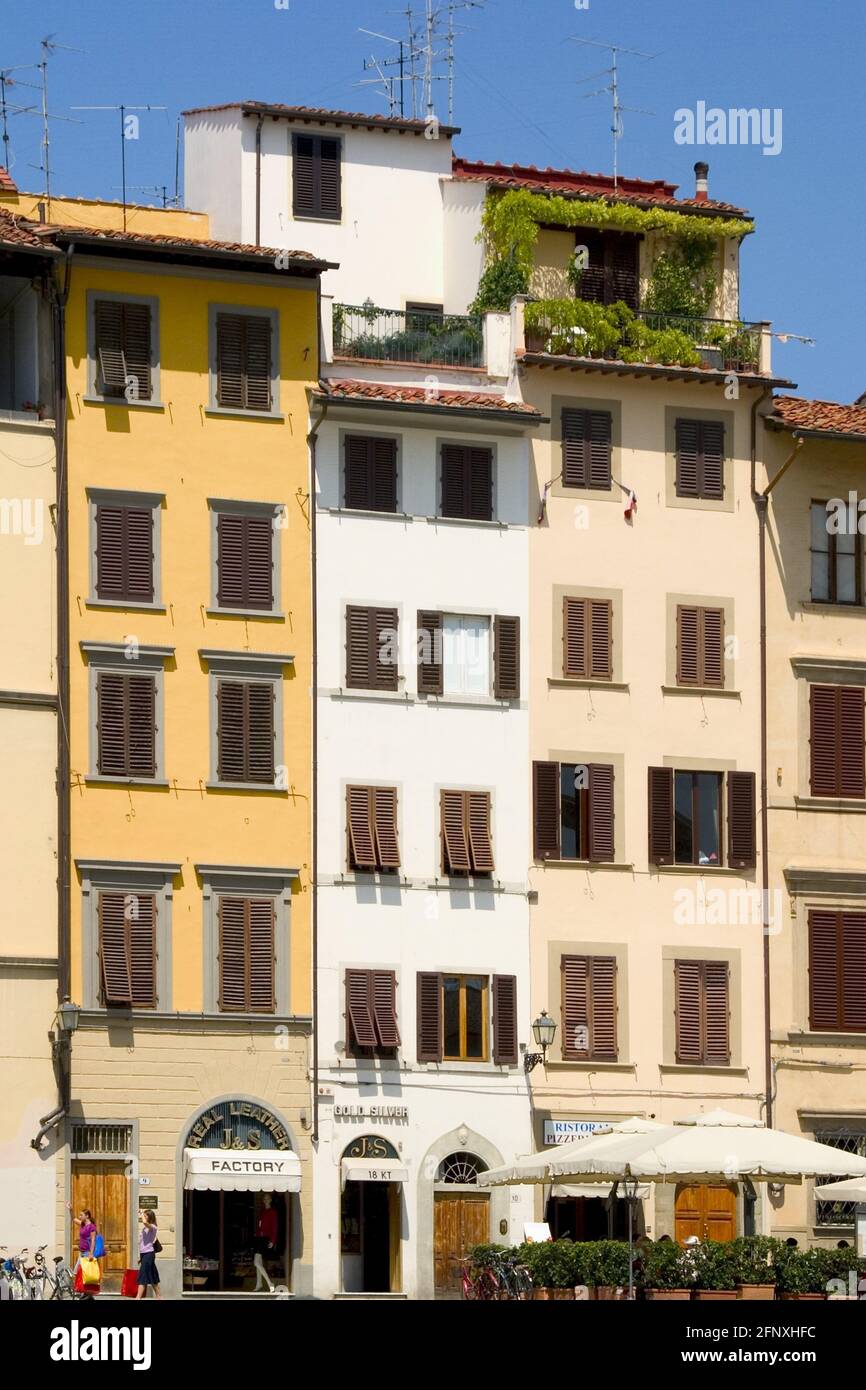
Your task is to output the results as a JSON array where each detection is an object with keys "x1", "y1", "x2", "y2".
[{"x1": 2, "y1": 0, "x2": 863, "y2": 400}]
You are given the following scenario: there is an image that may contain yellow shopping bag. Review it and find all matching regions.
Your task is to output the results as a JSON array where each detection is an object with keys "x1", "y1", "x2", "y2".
[{"x1": 80, "y1": 1256, "x2": 101, "y2": 1286}]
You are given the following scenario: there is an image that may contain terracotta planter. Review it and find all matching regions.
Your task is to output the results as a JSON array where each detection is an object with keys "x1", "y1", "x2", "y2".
[
  {"x1": 550, "y1": 1288, "x2": 575, "y2": 1300},
  {"x1": 737, "y1": 1284, "x2": 776, "y2": 1301},
  {"x1": 533, "y1": 1288, "x2": 552, "y2": 1301},
  {"x1": 693, "y1": 1289, "x2": 737, "y2": 1301},
  {"x1": 779, "y1": 1292, "x2": 826, "y2": 1301},
  {"x1": 646, "y1": 1288, "x2": 692, "y2": 1301},
  {"x1": 595, "y1": 1285, "x2": 627, "y2": 1301}
]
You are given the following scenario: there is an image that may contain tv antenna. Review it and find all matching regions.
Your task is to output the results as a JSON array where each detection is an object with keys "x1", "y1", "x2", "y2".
[
  {"x1": 357, "y1": 29, "x2": 412, "y2": 117},
  {"x1": 570, "y1": 38, "x2": 656, "y2": 188},
  {"x1": 71, "y1": 104, "x2": 167, "y2": 228},
  {"x1": 36, "y1": 36, "x2": 85, "y2": 205},
  {"x1": 0, "y1": 66, "x2": 40, "y2": 174},
  {"x1": 361, "y1": 2, "x2": 486, "y2": 123}
]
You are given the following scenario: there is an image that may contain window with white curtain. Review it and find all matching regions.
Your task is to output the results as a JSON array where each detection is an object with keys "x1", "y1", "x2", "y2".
[{"x1": 442, "y1": 614, "x2": 490, "y2": 695}]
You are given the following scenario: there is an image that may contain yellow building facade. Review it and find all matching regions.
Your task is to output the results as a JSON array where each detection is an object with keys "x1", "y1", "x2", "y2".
[{"x1": 0, "y1": 187, "x2": 325, "y2": 1295}]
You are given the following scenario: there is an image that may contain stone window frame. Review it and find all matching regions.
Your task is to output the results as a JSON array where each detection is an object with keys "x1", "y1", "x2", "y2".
[
  {"x1": 206, "y1": 496, "x2": 286, "y2": 619},
  {"x1": 85, "y1": 289, "x2": 162, "y2": 408},
  {"x1": 664, "y1": 591, "x2": 737, "y2": 693},
  {"x1": 336, "y1": 426, "x2": 404, "y2": 515},
  {"x1": 660, "y1": 943, "x2": 743, "y2": 1070},
  {"x1": 545, "y1": 937, "x2": 631, "y2": 1066},
  {"x1": 85, "y1": 487, "x2": 165, "y2": 611},
  {"x1": 197, "y1": 863, "x2": 297, "y2": 1016},
  {"x1": 199, "y1": 648, "x2": 292, "y2": 793},
  {"x1": 80, "y1": 640, "x2": 173, "y2": 785},
  {"x1": 551, "y1": 583, "x2": 625, "y2": 686},
  {"x1": 550, "y1": 394, "x2": 622, "y2": 503},
  {"x1": 791, "y1": 656, "x2": 866, "y2": 806},
  {"x1": 206, "y1": 303, "x2": 282, "y2": 420},
  {"x1": 542, "y1": 747, "x2": 628, "y2": 867},
  {"x1": 664, "y1": 405, "x2": 735, "y2": 514},
  {"x1": 77, "y1": 858, "x2": 180, "y2": 1012}
]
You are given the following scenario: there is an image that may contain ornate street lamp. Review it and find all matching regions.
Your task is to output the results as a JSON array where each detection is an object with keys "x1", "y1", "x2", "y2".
[{"x1": 524, "y1": 1010, "x2": 557, "y2": 1073}]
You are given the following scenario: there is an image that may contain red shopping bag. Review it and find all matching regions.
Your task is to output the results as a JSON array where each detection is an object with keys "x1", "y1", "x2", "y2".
[
  {"x1": 121, "y1": 1268, "x2": 139, "y2": 1298},
  {"x1": 74, "y1": 1265, "x2": 100, "y2": 1296}
]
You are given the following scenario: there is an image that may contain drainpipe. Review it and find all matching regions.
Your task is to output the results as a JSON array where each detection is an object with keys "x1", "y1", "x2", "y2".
[
  {"x1": 752, "y1": 392, "x2": 804, "y2": 1129},
  {"x1": 307, "y1": 389, "x2": 328, "y2": 1145},
  {"x1": 254, "y1": 114, "x2": 265, "y2": 247}
]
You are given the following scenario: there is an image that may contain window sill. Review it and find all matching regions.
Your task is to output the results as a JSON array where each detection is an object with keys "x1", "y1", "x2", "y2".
[
  {"x1": 661, "y1": 684, "x2": 740, "y2": 699},
  {"x1": 204, "y1": 407, "x2": 285, "y2": 422},
  {"x1": 548, "y1": 677, "x2": 628, "y2": 691},
  {"x1": 85, "y1": 776, "x2": 169, "y2": 788},
  {"x1": 544, "y1": 1058, "x2": 635, "y2": 1072},
  {"x1": 651, "y1": 863, "x2": 748, "y2": 875},
  {"x1": 793, "y1": 795, "x2": 866, "y2": 812},
  {"x1": 205, "y1": 781, "x2": 288, "y2": 794},
  {"x1": 206, "y1": 607, "x2": 285, "y2": 620},
  {"x1": 0, "y1": 411, "x2": 54, "y2": 428},
  {"x1": 426, "y1": 515, "x2": 507, "y2": 529},
  {"x1": 325, "y1": 507, "x2": 414, "y2": 522},
  {"x1": 85, "y1": 599, "x2": 166, "y2": 613},
  {"x1": 329, "y1": 687, "x2": 410, "y2": 703},
  {"x1": 800, "y1": 601, "x2": 866, "y2": 615},
  {"x1": 783, "y1": 1030, "x2": 866, "y2": 1046},
  {"x1": 659, "y1": 1063, "x2": 746, "y2": 1075},
  {"x1": 423, "y1": 693, "x2": 517, "y2": 709},
  {"x1": 535, "y1": 859, "x2": 633, "y2": 872},
  {"x1": 82, "y1": 395, "x2": 165, "y2": 411},
  {"x1": 293, "y1": 213, "x2": 342, "y2": 225}
]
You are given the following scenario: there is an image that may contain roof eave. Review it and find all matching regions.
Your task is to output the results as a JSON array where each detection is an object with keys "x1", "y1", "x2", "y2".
[
  {"x1": 475, "y1": 179, "x2": 750, "y2": 223},
  {"x1": 765, "y1": 420, "x2": 866, "y2": 446},
  {"x1": 239, "y1": 102, "x2": 460, "y2": 138},
  {"x1": 311, "y1": 391, "x2": 547, "y2": 427},
  {"x1": 519, "y1": 353, "x2": 793, "y2": 389},
  {"x1": 52, "y1": 232, "x2": 335, "y2": 275}
]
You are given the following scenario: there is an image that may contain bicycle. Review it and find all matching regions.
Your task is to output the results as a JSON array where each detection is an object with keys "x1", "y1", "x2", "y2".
[{"x1": 456, "y1": 1255, "x2": 500, "y2": 1301}]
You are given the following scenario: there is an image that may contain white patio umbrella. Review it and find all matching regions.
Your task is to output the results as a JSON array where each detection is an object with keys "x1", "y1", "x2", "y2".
[
  {"x1": 814, "y1": 1176, "x2": 866, "y2": 1203},
  {"x1": 478, "y1": 1116, "x2": 666, "y2": 1187}
]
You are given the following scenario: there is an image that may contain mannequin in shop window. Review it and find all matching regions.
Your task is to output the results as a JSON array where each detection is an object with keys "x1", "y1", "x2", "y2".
[{"x1": 253, "y1": 1193, "x2": 280, "y2": 1292}]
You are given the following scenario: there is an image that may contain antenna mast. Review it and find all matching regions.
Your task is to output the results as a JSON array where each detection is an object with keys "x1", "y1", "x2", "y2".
[
  {"x1": 571, "y1": 37, "x2": 656, "y2": 188},
  {"x1": 71, "y1": 104, "x2": 167, "y2": 228}
]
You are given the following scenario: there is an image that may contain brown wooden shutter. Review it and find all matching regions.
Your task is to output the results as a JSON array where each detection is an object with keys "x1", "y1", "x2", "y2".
[
  {"x1": 372, "y1": 970, "x2": 400, "y2": 1048},
  {"x1": 216, "y1": 312, "x2": 244, "y2": 408},
  {"x1": 417, "y1": 610, "x2": 443, "y2": 695},
  {"x1": 700, "y1": 421, "x2": 725, "y2": 500},
  {"x1": 441, "y1": 789, "x2": 471, "y2": 874},
  {"x1": 345, "y1": 606, "x2": 398, "y2": 691},
  {"x1": 493, "y1": 615, "x2": 520, "y2": 698},
  {"x1": 676, "y1": 420, "x2": 725, "y2": 499},
  {"x1": 372, "y1": 787, "x2": 400, "y2": 868},
  {"x1": 344, "y1": 435, "x2": 397, "y2": 512},
  {"x1": 441, "y1": 445, "x2": 493, "y2": 520},
  {"x1": 811, "y1": 684, "x2": 866, "y2": 797},
  {"x1": 247, "y1": 898, "x2": 276, "y2": 1013},
  {"x1": 841, "y1": 912, "x2": 866, "y2": 1032},
  {"x1": 675, "y1": 419, "x2": 700, "y2": 497},
  {"x1": 563, "y1": 956, "x2": 618, "y2": 1061},
  {"x1": 95, "y1": 504, "x2": 154, "y2": 604},
  {"x1": 809, "y1": 910, "x2": 866, "y2": 1032},
  {"x1": 95, "y1": 299, "x2": 126, "y2": 394},
  {"x1": 99, "y1": 891, "x2": 133, "y2": 1004},
  {"x1": 648, "y1": 766, "x2": 674, "y2": 864},
  {"x1": 97, "y1": 671, "x2": 155, "y2": 779},
  {"x1": 727, "y1": 770, "x2": 756, "y2": 869},
  {"x1": 217, "y1": 513, "x2": 273, "y2": 610},
  {"x1": 318, "y1": 137, "x2": 342, "y2": 219},
  {"x1": 589, "y1": 599, "x2": 613, "y2": 678},
  {"x1": 607, "y1": 232, "x2": 639, "y2": 308},
  {"x1": 346, "y1": 786, "x2": 376, "y2": 869},
  {"x1": 533, "y1": 760, "x2": 561, "y2": 860},
  {"x1": 245, "y1": 682, "x2": 275, "y2": 782},
  {"x1": 95, "y1": 299, "x2": 152, "y2": 400},
  {"x1": 216, "y1": 313, "x2": 271, "y2": 412},
  {"x1": 676, "y1": 605, "x2": 699, "y2": 684},
  {"x1": 562, "y1": 409, "x2": 611, "y2": 489},
  {"x1": 218, "y1": 896, "x2": 247, "y2": 1011},
  {"x1": 589, "y1": 956, "x2": 617, "y2": 1060},
  {"x1": 293, "y1": 133, "x2": 341, "y2": 219},
  {"x1": 588, "y1": 762, "x2": 615, "y2": 862},
  {"x1": 492, "y1": 974, "x2": 518, "y2": 1065},
  {"x1": 675, "y1": 959, "x2": 702, "y2": 1062},
  {"x1": 703, "y1": 960, "x2": 730, "y2": 1064},
  {"x1": 217, "y1": 680, "x2": 246, "y2": 781},
  {"x1": 128, "y1": 893, "x2": 157, "y2": 1008},
  {"x1": 562, "y1": 955, "x2": 589, "y2": 1059},
  {"x1": 563, "y1": 597, "x2": 587, "y2": 676},
  {"x1": 417, "y1": 972, "x2": 443, "y2": 1061},
  {"x1": 346, "y1": 969, "x2": 377, "y2": 1049},
  {"x1": 292, "y1": 133, "x2": 316, "y2": 215},
  {"x1": 243, "y1": 315, "x2": 271, "y2": 411},
  {"x1": 467, "y1": 791, "x2": 495, "y2": 873},
  {"x1": 701, "y1": 607, "x2": 724, "y2": 687}
]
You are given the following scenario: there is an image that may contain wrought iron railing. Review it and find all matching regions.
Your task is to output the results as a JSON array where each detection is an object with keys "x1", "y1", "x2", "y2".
[
  {"x1": 814, "y1": 1130, "x2": 866, "y2": 1228},
  {"x1": 333, "y1": 303, "x2": 484, "y2": 368},
  {"x1": 524, "y1": 304, "x2": 763, "y2": 373}
]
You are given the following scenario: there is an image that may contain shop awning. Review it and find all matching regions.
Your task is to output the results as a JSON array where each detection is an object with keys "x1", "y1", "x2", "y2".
[
  {"x1": 183, "y1": 1148, "x2": 301, "y2": 1193},
  {"x1": 341, "y1": 1157, "x2": 408, "y2": 1188},
  {"x1": 551, "y1": 1182, "x2": 650, "y2": 1201}
]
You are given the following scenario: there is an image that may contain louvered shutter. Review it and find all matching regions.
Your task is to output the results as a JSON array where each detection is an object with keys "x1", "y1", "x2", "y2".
[
  {"x1": 467, "y1": 791, "x2": 495, "y2": 873},
  {"x1": 675, "y1": 420, "x2": 700, "y2": 497},
  {"x1": 675, "y1": 959, "x2": 702, "y2": 1062},
  {"x1": 563, "y1": 596, "x2": 612, "y2": 680},
  {"x1": 561, "y1": 409, "x2": 611, "y2": 489},
  {"x1": 417, "y1": 610, "x2": 443, "y2": 695},
  {"x1": 344, "y1": 436, "x2": 397, "y2": 512},
  {"x1": 244, "y1": 514, "x2": 274, "y2": 610},
  {"x1": 648, "y1": 766, "x2": 674, "y2": 864},
  {"x1": 493, "y1": 615, "x2": 520, "y2": 699},
  {"x1": 417, "y1": 972, "x2": 443, "y2": 1061},
  {"x1": 95, "y1": 505, "x2": 153, "y2": 604},
  {"x1": 216, "y1": 312, "x2": 244, "y2": 408},
  {"x1": 346, "y1": 969, "x2": 377, "y2": 1048},
  {"x1": 590, "y1": 600, "x2": 613, "y2": 679},
  {"x1": 124, "y1": 507, "x2": 154, "y2": 603},
  {"x1": 373, "y1": 607, "x2": 399, "y2": 691},
  {"x1": 216, "y1": 514, "x2": 245, "y2": 607},
  {"x1": 247, "y1": 897, "x2": 276, "y2": 1013},
  {"x1": 533, "y1": 760, "x2": 561, "y2": 860},
  {"x1": 841, "y1": 912, "x2": 866, "y2": 1032},
  {"x1": 563, "y1": 597, "x2": 587, "y2": 676},
  {"x1": 126, "y1": 674, "x2": 156, "y2": 779},
  {"x1": 573, "y1": 229, "x2": 606, "y2": 303},
  {"x1": 122, "y1": 302, "x2": 152, "y2": 401},
  {"x1": 468, "y1": 447, "x2": 493, "y2": 520},
  {"x1": 217, "y1": 513, "x2": 273, "y2": 610},
  {"x1": 441, "y1": 789, "x2": 471, "y2": 874},
  {"x1": 97, "y1": 672, "x2": 155, "y2": 779},
  {"x1": 727, "y1": 770, "x2": 756, "y2": 869},
  {"x1": 562, "y1": 409, "x2": 588, "y2": 488},
  {"x1": 492, "y1": 974, "x2": 518, "y2": 1065},
  {"x1": 811, "y1": 685, "x2": 866, "y2": 797},
  {"x1": 677, "y1": 606, "x2": 700, "y2": 685},
  {"x1": 97, "y1": 671, "x2": 127, "y2": 776},
  {"x1": 588, "y1": 762, "x2": 615, "y2": 862},
  {"x1": 699, "y1": 421, "x2": 725, "y2": 500},
  {"x1": 441, "y1": 445, "x2": 493, "y2": 520},
  {"x1": 589, "y1": 956, "x2": 618, "y2": 1060},
  {"x1": 372, "y1": 787, "x2": 400, "y2": 869},
  {"x1": 95, "y1": 300, "x2": 152, "y2": 400},
  {"x1": 607, "y1": 232, "x2": 639, "y2": 308},
  {"x1": 809, "y1": 910, "x2": 840, "y2": 1030},
  {"x1": 243, "y1": 315, "x2": 272, "y2": 412},
  {"x1": 588, "y1": 411, "x2": 612, "y2": 489},
  {"x1": 318, "y1": 137, "x2": 342, "y2": 219},
  {"x1": 703, "y1": 961, "x2": 730, "y2": 1064},
  {"x1": 562, "y1": 956, "x2": 590, "y2": 1059},
  {"x1": 95, "y1": 300, "x2": 126, "y2": 394},
  {"x1": 245, "y1": 682, "x2": 275, "y2": 782},
  {"x1": 372, "y1": 970, "x2": 400, "y2": 1048},
  {"x1": 840, "y1": 686, "x2": 866, "y2": 797},
  {"x1": 701, "y1": 607, "x2": 725, "y2": 687},
  {"x1": 99, "y1": 891, "x2": 133, "y2": 1004},
  {"x1": 216, "y1": 313, "x2": 271, "y2": 412},
  {"x1": 441, "y1": 445, "x2": 467, "y2": 516},
  {"x1": 346, "y1": 605, "x2": 373, "y2": 688},
  {"x1": 292, "y1": 134, "x2": 316, "y2": 216},
  {"x1": 347, "y1": 786, "x2": 376, "y2": 869},
  {"x1": 217, "y1": 681, "x2": 246, "y2": 781},
  {"x1": 218, "y1": 896, "x2": 247, "y2": 1012},
  {"x1": 128, "y1": 892, "x2": 157, "y2": 1008}
]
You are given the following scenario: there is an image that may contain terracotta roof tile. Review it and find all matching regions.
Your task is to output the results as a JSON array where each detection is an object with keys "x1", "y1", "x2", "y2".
[
  {"x1": 0, "y1": 166, "x2": 18, "y2": 193},
  {"x1": 0, "y1": 207, "x2": 58, "y2": 250},
  {"x1": 769, "y1": 396, "x2": 866, "y2": 440},
  {"x1": 183, "y1": 100, "x2": 459, "y2": 137},
  {"x1": 316, "y1": 378, "x2": 541, "y2": 415},
  {"x1": 47, "y1": 222, "x2": 324, "y2": 264},
  {"x1": 452, "y1": 157, "x2": 749, "y2": 218}
]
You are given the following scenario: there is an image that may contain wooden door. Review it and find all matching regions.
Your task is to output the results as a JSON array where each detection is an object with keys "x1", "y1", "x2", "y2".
[
  {"x1": 434, "y1": 1193, "x2": 489, "y2": 1294},
  {"x1": 674, "y1": 1183, "x2": 736, "y2": 1244},
  {"x1": 72, "y1": 1161, "x2": 130, "y2": 1288}
]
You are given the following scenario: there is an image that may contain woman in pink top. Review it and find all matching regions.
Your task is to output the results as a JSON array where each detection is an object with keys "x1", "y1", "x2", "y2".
[{"x1": 66, "y1": 1201, "x2": 98, "y2": 1292}]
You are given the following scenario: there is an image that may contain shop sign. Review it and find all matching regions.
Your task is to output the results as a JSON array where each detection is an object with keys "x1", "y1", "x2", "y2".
[
  {"x1": 186, "y1": 1100, "x2": 292, "y2": 1152},
  {"x1": 342, "y1": 1135, "x2": 400, "y2": 1160},
  {"x1": 333, "y1": 1104, "x2": 408, "y2": 1122},
  {"x1": 543, "y1": 1119, "x2": 612, "y2": 1146}
]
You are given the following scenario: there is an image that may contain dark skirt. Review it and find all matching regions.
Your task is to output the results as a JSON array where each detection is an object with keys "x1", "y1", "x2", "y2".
[{"x1": 138, "y1": 1251, "x2": 159, "y2": 1285}]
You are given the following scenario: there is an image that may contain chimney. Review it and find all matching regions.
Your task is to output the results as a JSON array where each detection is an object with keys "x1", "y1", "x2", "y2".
[{"x1": 694, "y1": 161, "x2": 709, "y2": 203}]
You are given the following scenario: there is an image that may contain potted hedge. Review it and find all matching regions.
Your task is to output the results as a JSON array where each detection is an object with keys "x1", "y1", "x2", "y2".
[
  {"x1": 642, "y1": 1240, "x2": 692, "y2": 1301},
  {"x1": 732, "y1": 1235, "x2": 778, "y2": 1301},
  {"x1": 775, "y1": 1247, "x2": 829, "y2": 1301},
  {"x1": 586, "y1": 1240, "x2": 630, "y2": 1300},
  {"x1": 529, "y1": 1239, "x2": 576, "y2": 1300},
  {"x1": 824, "y1": 1246, "x2": 864, "y2": 1300},
  {"x1": 691, "y1": 1240, "x2": 738, "y2": 1300}
]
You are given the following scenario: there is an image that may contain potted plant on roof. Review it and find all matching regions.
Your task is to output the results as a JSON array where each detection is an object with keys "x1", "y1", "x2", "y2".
[
  {"x1": 775, "y1": 1246, "x2": 829, "y2": 1301},
  {"x1": 732, "y1": 1235, "x2": 778, "y2": 1300},
  {"x1": 691, "y1": 1239, "x2": 738, "y2": 1300},
  {"x1": 641, "y1": 1239, "x2": 693, "y2": 1301}
]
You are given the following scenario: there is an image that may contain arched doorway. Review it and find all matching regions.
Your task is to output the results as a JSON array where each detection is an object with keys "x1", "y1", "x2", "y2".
[
  {"x1": 433, "y1": 1151, "x2": 490, "y2": 1297},
  {"x1": 340, "y1": 1135, "x2": 406, "y2": 1294},
  {"x1": 674, "y1": 1183, "x2": 737, "y2": 1243}
]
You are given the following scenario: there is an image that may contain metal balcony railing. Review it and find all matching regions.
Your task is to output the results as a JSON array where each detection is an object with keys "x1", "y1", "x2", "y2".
[
  {"x1": 524, "y1": 304, "x2": 763, "y2": 374},
  {"x1": 333, "y1": 303, "x2": 484, "y2": 369}
]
